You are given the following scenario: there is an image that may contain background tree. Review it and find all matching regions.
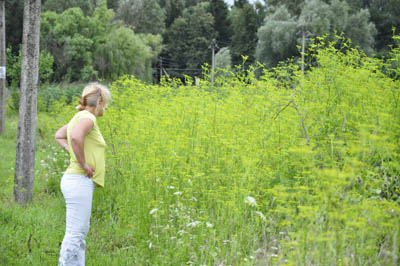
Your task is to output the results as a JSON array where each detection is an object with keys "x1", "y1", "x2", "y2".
[
  {"x1": 267, "y1": 0, "x2": 384, "y2": 54},
  {"x1": 5, "y1": 0, "x2": 23, "y2": 53},
  {"x1": 229, "y1": 1, "x2": 258, "y2": 68},
  {"x1": 215, "y1": 46, "x2": 231, "y2": 69},
  {"x1": 106, "y1": 0, "x2": 120, "y2": 10},
  {"x1": 254, "y1": 1, "x2": 267, "y2": 28},
  {"x1": 40, "y1": 1, "x2": 161, "y2": 82},
  {"x1": 165, "y1": 2, "x2": 216, "y2": 76},
  {"x1": 234, "y1": 0, "x2": 247, "y2": 8},
  {"x1": 266, "y1": 0, "x2": 305, "y2": 15},
  {"x1": 343, "y1": 0, "x2": 400, "y2": 53},
  {"x1": 116, "y1": 0, "x2": 166, "y2": 35},
  {"x1": 256, "y1": 0, "x2": 376, "y2": 67},
  {"x1": 343, "y1": 6, "x2": 376, "y2": 55},
  {"x1": 298, "y1": 0, "x2": 331, "y2": 36},
  {"x1": 159, "y1": 0, "x2": 185, "y2": 28},
  {"x1": 42, "y1": 0, "x2": 100, "y2": 15},
  {"x1": 207, "y1": 0, "x2": 232, "y2": 46},
  {"x1": 184, "y1": 0, "x2": 204, "y2": 7},
  {"x1": 255, "y1": 5, "x2": 297, "y2": 67},
  {"x1": 14, "y1": 0, "x2": 41, "y2": 205},
  {"x1": 95, "y1": 28, "x2": 162, "y2": 81},
  {"x1": 40, "y1": 8, "x2": 99, "y2": 81}
]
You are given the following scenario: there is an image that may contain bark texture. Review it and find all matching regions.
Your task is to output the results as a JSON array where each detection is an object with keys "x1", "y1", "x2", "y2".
[
  {"x1": 14, "y1": 0, "x2": 41, "y2": 205},
  {"x1": 0, "y1": 0, "x2": 6, "y2": 135}
]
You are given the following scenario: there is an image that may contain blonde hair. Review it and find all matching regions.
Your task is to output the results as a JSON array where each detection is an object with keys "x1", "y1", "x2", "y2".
[{"x1": 76, "y1": 83, "x2": 111, "y2": 114}]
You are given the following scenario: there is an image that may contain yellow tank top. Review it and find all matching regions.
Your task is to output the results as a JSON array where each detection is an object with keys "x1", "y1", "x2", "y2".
[{"x1": 65, "y1": 110, "x2": 106, "y2": 187}]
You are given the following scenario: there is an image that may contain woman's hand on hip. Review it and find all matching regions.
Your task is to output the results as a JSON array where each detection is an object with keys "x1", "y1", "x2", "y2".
[{"x1": 82, "y1": 164, "x2": 95, "y2": 178}]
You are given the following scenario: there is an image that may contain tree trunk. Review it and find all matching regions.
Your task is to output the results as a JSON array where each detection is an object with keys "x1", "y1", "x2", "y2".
[
  {"x1": 0, "y1": 0, "x2": 6, "y2": 135},
  {"x1": 14, "y1": 0, "x2": 41, "y2": 206}
]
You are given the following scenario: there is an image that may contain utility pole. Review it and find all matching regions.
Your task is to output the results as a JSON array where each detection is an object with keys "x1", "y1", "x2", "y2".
[
  {"x1": 209, "y1": 39, "x2": 218, "y2": 83},
  {"x1": 159, "y1": 57, "x2": 162, "y2": 81},
  {"x1": 0, "y1": 0, "x2": 6, "y2": 135}
]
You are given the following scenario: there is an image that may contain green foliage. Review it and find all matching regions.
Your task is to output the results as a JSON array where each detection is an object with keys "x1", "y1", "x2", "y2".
[
  {"x1": 256, "y1": 0, "x2": 376, "y2": 67},
  {"x1": 116, "y1": 0, "x2": 166, "y2": 35},
  {"x1": 207, "y1": 0, "x2": 232, "y2": 45},
  {"x1": 255, "y1": 5, "x2": 297, "y2": 67},
  {"x1": 40, "y1": 1, "x2": 161, "y2": 83},
  {"x1": 215, "y1": 47, "x2": 232, "y2": 70},
  {"x1": 343, "y1": 0, "x2": 400, "y2": 52},
  {"x1": 1, "y1": 36, "x2": 400, "y2": 265},
  {"x1": 343, "y1": 6, "x2": 377, "y2": 55},
  {"x1": 298, "y1": 0, "x2": 331, "y2": 35},
  {"x1": 37, "y1": 84, "x2": 84, "y2": 113},
  {"x1": 42, "y1": 0, "x2": 101, "y2": 15},
  {"x1": 41, "y1": 7, "x2": 99, "y2": 81},
  {"x1": 6, "y1": 47, "x2": 55, "y2": 112},
  {"x1": 5, "y1": 0, "x2": 23, "y2": 51},
  {"x1": 6, "y1": 46, "x2": 21, "y2": 89},
  {"x1": 387, "y1": 34, "x2": 400, "y2": 79},
  {"x1": 166, "y1": 2, "x2": 216, "y2": 75},
  {"x1": 95, "y1": 28, "x2": 161, "y2": 82},
  {"x1": 229, "y1": 2, "x2": 258, "y2": 68},
  {"x1": 159, "y1": 0, "x2": 186, "y2": 27}
]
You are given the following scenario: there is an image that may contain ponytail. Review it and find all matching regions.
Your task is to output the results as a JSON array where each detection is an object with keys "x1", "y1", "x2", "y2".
[{"x1": 76, "y1": 83, "x2": 110, "y2": 111}]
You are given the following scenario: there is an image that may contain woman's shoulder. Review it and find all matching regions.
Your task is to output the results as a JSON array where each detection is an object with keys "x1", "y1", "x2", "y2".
[{"x1": 75, "y1": 110, "x2": 96, "y2": 123}]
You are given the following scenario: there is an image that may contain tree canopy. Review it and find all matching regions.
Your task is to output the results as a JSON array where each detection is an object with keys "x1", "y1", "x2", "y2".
[
  {"x1": 4, "y1": 0, "x2": 399, "y2": 82},
  {"x1": 40, "y1": 1, "x2": 161, "y2": 82},
  {"x1": 256, "y1": 0, "x2": 376, "y2": 67},
  {"x1": 165, "y1": 2, "x2": 216, "y2": 76}
]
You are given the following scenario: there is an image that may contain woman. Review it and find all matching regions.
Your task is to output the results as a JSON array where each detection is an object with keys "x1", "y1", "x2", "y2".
[{"x1": 55, "y1": 83, "x2": 111, "y2": 266}]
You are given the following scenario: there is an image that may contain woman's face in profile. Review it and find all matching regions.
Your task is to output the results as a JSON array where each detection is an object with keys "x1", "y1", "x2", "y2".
[{"x1": 98, "y1": 100, "x2": 107, "y2": 117}]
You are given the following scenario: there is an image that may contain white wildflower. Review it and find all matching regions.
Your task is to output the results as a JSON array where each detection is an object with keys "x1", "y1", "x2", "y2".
[
  {"x1": 245, "y1": 196, "x2": 257, "y2": 207},
  {"x1": 186, "y1": 221, "x2": 201, "y2": 228},
  {"x1": 206, "y1": 222, "x2": 213, "y2": 228},
  {"x1": 167, "y1": 186, "x2": 175, "y2": 189},
  {"x1": 149, "y1": 208, "x2": 158, "y2": 215},
  {"x1": 255, "y1": 211, "x2": 266, "y2": 221},
  {"x1": 174, "y1": 191, "x2": 182, "y2": 195}
]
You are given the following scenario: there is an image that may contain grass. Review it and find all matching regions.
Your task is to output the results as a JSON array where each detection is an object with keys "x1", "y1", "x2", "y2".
[{"x1": 0, "y1": 115, "x2": 65, "y2": 265}]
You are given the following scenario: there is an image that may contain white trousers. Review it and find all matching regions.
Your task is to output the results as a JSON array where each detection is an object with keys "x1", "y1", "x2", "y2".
[{"x1": 58, "y1": 173, "x2": 95, "y2": 266}]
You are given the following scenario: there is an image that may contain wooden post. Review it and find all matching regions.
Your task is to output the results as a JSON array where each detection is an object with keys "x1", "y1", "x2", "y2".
[{"x1": 0, "y1": 0, "x2": 6, "y2": 135}]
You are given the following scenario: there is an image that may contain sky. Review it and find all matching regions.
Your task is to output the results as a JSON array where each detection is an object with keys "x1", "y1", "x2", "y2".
[{"x1": 224, "y1": 0, "x2": 260, "y2": 7}]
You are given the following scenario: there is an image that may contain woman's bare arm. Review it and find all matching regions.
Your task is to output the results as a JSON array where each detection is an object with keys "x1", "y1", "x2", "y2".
[{"x1": 55, "y1": 124, "x2": 69, "y2": 152}]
